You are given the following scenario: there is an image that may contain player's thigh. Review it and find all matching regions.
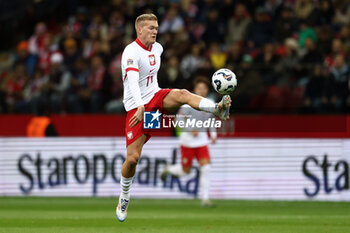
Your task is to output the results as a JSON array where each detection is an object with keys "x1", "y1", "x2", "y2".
[
  {"x1": 196, "y1": 146, "x2": 211, "y2": 166},
  {"x1": 180, "y1": 145, "x2": 195, "y2": 172},
  {"x1": 163, "y1": 89, "x2": 191, "y2": 112},
  {"x1": 126, "y1": 134, "x2": 147, "y2": 164}
]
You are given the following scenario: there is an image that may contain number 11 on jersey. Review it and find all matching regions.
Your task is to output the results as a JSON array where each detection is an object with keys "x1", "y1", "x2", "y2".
[{"x1": 146, "y1": 75, "x2": 153, "y2": 87}]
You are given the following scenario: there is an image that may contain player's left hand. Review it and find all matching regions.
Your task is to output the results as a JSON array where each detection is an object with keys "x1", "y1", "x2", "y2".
[
  {"x1": 211, "y1": 138, "x2": 217, "y2": 144},
  {"x1": 129, "y1": 105, "x2": 145, "y2": 128}
]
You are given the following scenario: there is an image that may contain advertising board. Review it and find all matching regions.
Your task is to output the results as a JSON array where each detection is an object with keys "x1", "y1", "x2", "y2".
[{"x1": 1, "y1": 138, "x2": 349, "y2": 200}]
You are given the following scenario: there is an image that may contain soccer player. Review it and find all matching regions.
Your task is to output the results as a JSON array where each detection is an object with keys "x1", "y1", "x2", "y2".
[
  {"x1": 116, "y1": 13, "x2": 231, "y2": 222},
  {"x1": 161, "y1": 76, "x2": 216, "y2": 207}
]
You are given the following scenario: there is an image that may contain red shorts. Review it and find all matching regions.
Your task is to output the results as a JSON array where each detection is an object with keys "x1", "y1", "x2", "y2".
[
  {"x1": 180, "y1": 145, "x2": 210, "y2": 168},
  {"x1": 125, "y1": 89, "x2": 172, "y2": 147}
]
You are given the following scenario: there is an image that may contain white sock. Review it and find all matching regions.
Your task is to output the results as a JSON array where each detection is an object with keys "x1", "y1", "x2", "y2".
[
  {"x1": 200, "y1": 164, "x2": 211, "y2": 201},
  {"x1": 199, "y1": 98, "x2": 216, "y2": 113},
  {"x1": 120, "y1": 176, "x2": 134, "y2": 199},
  {"x1": 167, "y1": 164, "x2": 187, "y2": 177}
]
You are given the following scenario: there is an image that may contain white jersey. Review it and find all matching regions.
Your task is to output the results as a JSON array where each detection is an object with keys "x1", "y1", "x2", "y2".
[
  {"x1": 178, "y1": 105, "x2": 217, "y2": 148},
  {"x1": 121, "y1": 39, "x2": 163, "y2": 111}
]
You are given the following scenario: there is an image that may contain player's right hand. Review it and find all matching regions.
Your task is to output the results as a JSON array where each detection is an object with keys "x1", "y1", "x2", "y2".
[{"x1": 129, "y1": 105, "x2": 145, "y2": 128}]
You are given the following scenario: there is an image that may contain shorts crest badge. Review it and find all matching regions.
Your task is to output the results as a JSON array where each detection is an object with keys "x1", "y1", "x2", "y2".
[{"x1": 127, "y1": 131, "x2": 133, "y2": 139}]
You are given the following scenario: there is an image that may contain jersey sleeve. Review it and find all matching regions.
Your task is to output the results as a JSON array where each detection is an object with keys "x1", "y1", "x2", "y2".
[
  {"x1": 122, "y1": 46, "x2": 139, "y2": 73},
  {"x1": 122, "y1": 46, "x2": 143, "y2": 107},
  {"x1": 127, "y1": 71, "x2": 144, "y2": 107}
]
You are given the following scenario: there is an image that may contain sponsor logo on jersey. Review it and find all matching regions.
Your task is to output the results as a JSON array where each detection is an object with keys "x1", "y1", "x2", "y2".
[
  {"x1": 149, "y1": 55, "x2": 156, "y2": 66},
  {"x1": 127, "y1": 59, "x2": 133, "y2": 66},
  {"x1": 143, "y1": 110, "x2": 161, "y2": 129}
]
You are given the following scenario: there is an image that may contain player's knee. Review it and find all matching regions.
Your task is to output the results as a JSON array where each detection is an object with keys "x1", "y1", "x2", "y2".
[
  {"x1": 199, "y1": 160, "x2": 210, "y2": 167},
  {"x1": 183, "y1": 167, "x2": 191, "y2": 174},
  {"x1": 177, "y1": 89, "x2": 191, "y2": 104},
  {"x1": 126, "y1": 153, "x2": 139, "y2": 167}
]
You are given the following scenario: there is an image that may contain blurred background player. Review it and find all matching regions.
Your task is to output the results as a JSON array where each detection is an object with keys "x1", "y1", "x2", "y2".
[{"x1": 161, "y1": 76, "x2": 217, "y2": 207}]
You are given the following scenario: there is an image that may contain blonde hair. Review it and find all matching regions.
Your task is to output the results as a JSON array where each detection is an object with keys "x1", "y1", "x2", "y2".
[{"x1": 135, "y1": 13, "x2": 158, "y2": 30}]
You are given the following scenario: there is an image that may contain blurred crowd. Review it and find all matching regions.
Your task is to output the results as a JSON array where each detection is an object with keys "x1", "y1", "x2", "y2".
[{"x1": 0, "y1": 0, "x2": 350, "y2": 114}]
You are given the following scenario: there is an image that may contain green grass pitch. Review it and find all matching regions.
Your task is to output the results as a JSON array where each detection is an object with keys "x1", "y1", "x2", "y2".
[{"x1": 0, "y1": 197, "x2": 349, "y2": 233}]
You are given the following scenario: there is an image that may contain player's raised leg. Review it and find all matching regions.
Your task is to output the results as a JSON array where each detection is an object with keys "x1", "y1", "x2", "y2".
[
  {"x1": 116, "y1": 134, "x2": 147, "y2": 222},
  {"x1": 163, "y1": 89, "x2": 231, "y2": 120}
]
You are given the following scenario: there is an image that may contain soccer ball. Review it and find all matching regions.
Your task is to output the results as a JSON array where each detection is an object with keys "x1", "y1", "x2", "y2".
[{"x1": 211, "y1": 68, "x2": 237, "y2": 95}]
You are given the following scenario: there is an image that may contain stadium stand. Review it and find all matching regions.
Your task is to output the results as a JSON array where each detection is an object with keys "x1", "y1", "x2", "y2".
[{"x1": 0, "y1": 0, "x2": 349, "y2": 114}]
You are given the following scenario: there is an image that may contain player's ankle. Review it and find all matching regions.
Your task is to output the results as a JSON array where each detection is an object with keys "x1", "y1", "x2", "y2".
[{"x1": 120, "y1": 192, "x2": 130, "y2": 199}]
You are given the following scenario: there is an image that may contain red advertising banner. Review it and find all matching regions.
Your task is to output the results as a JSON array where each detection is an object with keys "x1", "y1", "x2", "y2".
[{"x1": 0, "y1": 114, "x2": 349, "y2": 138}]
